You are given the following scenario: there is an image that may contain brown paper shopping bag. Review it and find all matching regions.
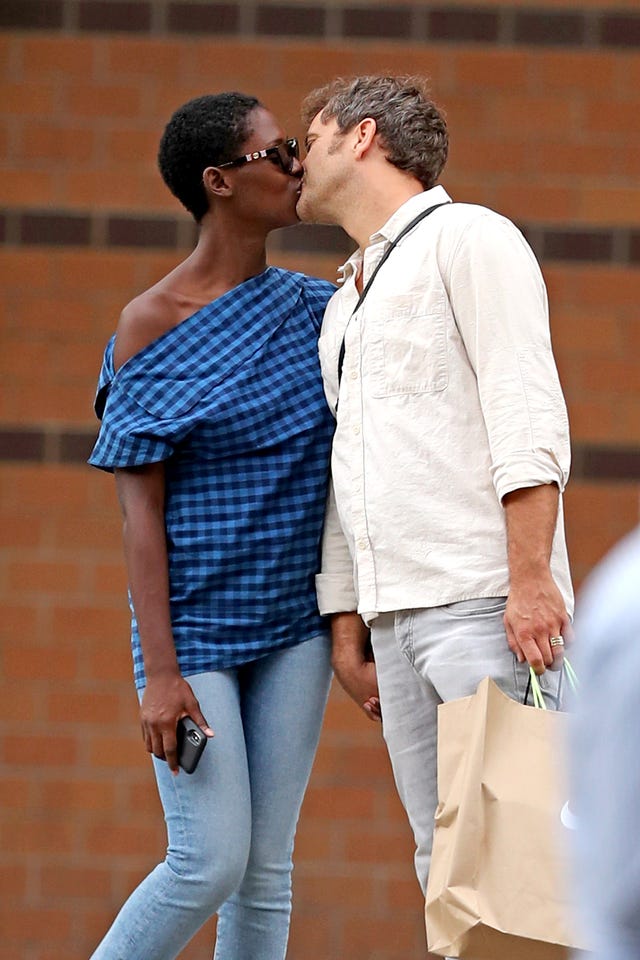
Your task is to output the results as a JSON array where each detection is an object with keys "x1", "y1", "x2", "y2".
[{"x1": 425, "y1": 676, "x2": 586, "y2": 959}]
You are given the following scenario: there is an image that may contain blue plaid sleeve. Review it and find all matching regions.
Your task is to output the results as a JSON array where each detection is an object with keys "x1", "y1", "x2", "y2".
[
  {"x1": 89, "y1": 377, "x2": 195, "y2": 472},
  {"x1": 94, "y1": 335, "x2": 116, "y2": 420},
  {"x1": 89, "y1": 335, "x2": 196, "y2": 472}
]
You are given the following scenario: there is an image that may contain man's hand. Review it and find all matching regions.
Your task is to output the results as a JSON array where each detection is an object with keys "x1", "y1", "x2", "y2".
[
  {"x1": 140, "y1": 672, "x2": 214, "y2": 774},
  {"x1": 331, "y1": 612, "x2": 381, "y2": 721},
  {"x1": 504, "y1": 571, "x2": 572, "y2": 674},
  {"x1": 334, "y1": 657, "x2": 381, "y2": 721}
]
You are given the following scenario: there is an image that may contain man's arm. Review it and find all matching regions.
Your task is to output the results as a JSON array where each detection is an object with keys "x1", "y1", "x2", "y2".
[
  {"x1": 446, "y1": 214, "x2": 573, "y2": 674},
  {"x1": 316, "y1": 483, "x2": 381, "y2": 721},
  {"x1": 503, "y1": 483, "x2": 571, "y2": 674}
]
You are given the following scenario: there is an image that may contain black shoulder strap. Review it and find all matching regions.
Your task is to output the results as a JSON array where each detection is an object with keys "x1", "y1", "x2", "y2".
[{"x1": 337, "y1": 201, "x2": 451, "y2": 391}]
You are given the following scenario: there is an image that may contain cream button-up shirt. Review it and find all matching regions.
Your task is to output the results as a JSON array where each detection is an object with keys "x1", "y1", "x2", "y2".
[{"x1": 316, "y1": 186, "x2": 574, "y2": 621}]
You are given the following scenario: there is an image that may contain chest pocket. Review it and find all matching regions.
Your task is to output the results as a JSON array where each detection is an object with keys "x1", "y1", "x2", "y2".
[{"x1": 366, "y1": 296, "x2": 448, "y2": 398}]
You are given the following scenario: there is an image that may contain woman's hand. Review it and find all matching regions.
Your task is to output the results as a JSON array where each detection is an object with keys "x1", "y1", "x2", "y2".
[{"x1": 140, "y1": 672, "x2": 214, "y2": 774}]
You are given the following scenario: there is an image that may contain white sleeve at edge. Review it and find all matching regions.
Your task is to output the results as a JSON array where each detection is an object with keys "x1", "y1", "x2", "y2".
[{"x1": 315, "y1": 481, "x2": 358, "y2": 615}]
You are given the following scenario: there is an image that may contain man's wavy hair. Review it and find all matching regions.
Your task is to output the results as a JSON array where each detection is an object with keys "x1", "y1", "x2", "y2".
[
  {"x1": 301, "y1": 75, "x2": 448, "y2": 190},
  {"x1": 158, "y1": 92, "x2": 261, "y2": 223}
]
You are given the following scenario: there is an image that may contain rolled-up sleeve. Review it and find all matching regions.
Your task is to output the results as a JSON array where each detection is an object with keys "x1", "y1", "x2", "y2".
[
  {"x1": 447, "y1": 213, "x2": 571, "y2": 502},
  {"x1": 315, "y1": 481, "x2": 358, "y2": 615}
]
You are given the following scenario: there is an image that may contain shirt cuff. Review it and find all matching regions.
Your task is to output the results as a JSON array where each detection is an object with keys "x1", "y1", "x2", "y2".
[
  {"x1": 492, "y1": 447, "x2": 570, "y2": 502},
  {"x1": 315, "y1": 573, "x2": 358, "y2": 616}
]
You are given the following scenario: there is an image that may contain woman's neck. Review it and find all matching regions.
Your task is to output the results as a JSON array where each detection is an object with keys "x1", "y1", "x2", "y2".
[
  {"x1": 155, "y1": 221, "x2": 269, "y2": 310},
  {"x1": 187, "y1": 219, "x2": 268, "y2": 289}
]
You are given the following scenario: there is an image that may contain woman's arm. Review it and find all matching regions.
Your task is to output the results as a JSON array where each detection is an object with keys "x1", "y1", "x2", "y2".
[{"x1": 115, "y1": 462, "x2": 213, "y2": 773}]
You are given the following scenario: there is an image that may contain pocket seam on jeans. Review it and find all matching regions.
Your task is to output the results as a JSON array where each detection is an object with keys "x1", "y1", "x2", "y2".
[
  {"x1": 395, "y1": 609, "x2": 416, "y2": 666},
  {"x1": 444, "y1": 598, "x2": 508, "y2": 619}
]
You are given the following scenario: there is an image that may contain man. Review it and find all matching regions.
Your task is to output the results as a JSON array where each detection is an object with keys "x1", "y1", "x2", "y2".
[
  {"x1": 570, "y1": 525, "x2": 640, "y2": 960},
  {"x1": 296, "y1": 74, "x2": 574, "y2": 931}
]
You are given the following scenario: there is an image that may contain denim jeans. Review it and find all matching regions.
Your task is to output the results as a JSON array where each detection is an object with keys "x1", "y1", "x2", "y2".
[
  {"x1": 370, "y1": 599, "x2": 562, "y2": 894},
  {"x1": 90, "y1": 634, "x2": 332, "y2": 960}
]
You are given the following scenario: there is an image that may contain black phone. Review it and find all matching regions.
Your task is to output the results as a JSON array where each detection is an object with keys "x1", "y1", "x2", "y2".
[{"x1": 177, "y1": 717, "x2": 207, "y2": 774}]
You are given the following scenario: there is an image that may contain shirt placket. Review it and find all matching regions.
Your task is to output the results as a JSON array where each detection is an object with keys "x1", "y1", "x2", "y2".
[{"x1": 344, "y1": 239, "x2": 387, "y2": 612}]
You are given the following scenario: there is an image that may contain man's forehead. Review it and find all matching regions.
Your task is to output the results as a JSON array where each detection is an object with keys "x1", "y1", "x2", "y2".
[{"x1": 307, "y1": 111, "x2": 336, "y2": 136}]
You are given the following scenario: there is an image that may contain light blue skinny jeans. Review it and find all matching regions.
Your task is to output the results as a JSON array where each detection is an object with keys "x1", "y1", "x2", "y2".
[{"x1": 90, "y1": 634, "x2": 332, "y2": 960}]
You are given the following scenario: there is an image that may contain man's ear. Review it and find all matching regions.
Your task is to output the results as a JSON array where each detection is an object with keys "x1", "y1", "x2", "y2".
[
  {"x1": 202, "y1": 166, "x2": 233, "y2": 199},
  {"x1": 353, "y1": 117, "x2": 378, "y2": 159}
]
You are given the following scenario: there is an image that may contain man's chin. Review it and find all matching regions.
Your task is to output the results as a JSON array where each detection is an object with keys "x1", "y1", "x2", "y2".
[
  {"x1": 295, "y1": 195, "x2": 310, "y2": 222},
  {"x1": 296, "y1": 193, "x2": 327, "y2": 225}
]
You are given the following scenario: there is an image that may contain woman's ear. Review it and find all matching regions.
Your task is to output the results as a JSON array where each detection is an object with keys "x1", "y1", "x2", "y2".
[{"x1": 202, "y1": 166, "x2": 233, "y2": 199}]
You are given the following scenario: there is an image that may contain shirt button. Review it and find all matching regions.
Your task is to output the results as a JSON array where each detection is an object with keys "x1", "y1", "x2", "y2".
[
  {"x1": 350, "y1": 370, "x2": 358, "y2": 380},
  {"x1": 353, "y1": 425, "x2": 361, "y2": 435},
  {"x1": 357, "y1": 539, "x2": 367, "y2": 551}
]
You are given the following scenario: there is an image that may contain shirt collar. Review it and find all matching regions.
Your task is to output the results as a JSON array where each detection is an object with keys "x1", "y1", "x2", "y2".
[{"x1": 336, "y1": 184, "x2": 452, "y2": 284}]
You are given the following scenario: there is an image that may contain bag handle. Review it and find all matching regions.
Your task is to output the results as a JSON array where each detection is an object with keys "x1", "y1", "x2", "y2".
[{"x1": 525, "y1": 658, "x2": 578, "y2": 711}]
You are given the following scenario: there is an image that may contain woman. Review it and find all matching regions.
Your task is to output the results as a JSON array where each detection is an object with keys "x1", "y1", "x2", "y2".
[{"x1": 89, "y1": 93, "x2": 335, "y2": 960}]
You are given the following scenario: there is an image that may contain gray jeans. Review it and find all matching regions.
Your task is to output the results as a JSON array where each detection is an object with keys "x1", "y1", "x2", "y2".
[{"x1": 370, "y1": 598, "x2": 561, "y2": 893}]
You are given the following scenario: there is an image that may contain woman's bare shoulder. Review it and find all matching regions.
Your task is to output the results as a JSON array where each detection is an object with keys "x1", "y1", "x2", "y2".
[{"x1": 113, "y1": 286, "x2": 179, "y2": 372}]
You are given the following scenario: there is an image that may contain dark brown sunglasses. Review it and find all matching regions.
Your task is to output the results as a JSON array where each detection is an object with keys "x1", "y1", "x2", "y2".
[{"x1": 218, "y1": 138, "x2": 299, "y2": 174}]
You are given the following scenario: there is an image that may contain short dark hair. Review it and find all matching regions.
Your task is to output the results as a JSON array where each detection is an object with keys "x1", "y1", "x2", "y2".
[
  {"x1": 158, "y1": 92, "x2": 261, "y2": 222},
  {"x1": 301, "y1": 75, "x2": 448, "y2": 190}
]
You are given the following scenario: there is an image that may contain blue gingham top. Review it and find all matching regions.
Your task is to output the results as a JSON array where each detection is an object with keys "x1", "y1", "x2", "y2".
[{"x1": 89, "y1": 267, "x2": 336, "y2": 688}]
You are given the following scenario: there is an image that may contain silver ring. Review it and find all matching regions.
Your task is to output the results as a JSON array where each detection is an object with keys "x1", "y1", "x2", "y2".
[{"x1": 549, "y1": 636, "x2": 564, "y2": 647}]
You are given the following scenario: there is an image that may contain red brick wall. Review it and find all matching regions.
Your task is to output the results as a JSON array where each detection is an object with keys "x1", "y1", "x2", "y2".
[{"x1": 1, "y1": 2, "x2": 639, "y2": 957}]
